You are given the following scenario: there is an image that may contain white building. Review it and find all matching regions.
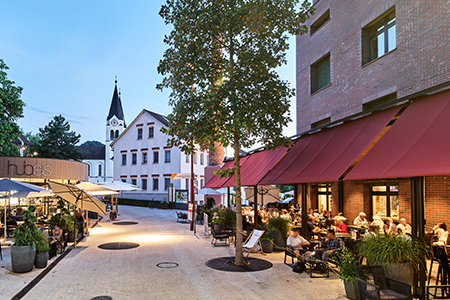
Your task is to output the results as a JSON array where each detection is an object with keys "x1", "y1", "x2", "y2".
[
  {"x1": 111, "y1": 109, "x2": 207, "y2": 205},
  {"x1": 76, "y1": 145, "x2": 105, "y2": 183}
]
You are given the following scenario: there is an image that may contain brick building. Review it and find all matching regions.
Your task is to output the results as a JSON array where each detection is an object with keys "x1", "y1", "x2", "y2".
[{"x1": 294, "y1": 0, "x2": 450, "y2": 227}]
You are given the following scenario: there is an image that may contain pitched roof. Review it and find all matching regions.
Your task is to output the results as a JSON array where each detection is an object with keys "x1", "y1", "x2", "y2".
[
  {"x1": 143, "y1": 109, "x2": 169, "y2": 127},
  {"x1": 76, "y1": 146, "x2": 106, "y2": 159},
  {"x1": 12, "y1": 135, "x2": 32, "y2": 146},
  {"x1": 110, "y1": 109, "x2": 169, "y2": 146},
  {"x1": 107, "y1": 82, "x2": 125, "y2": 121}
]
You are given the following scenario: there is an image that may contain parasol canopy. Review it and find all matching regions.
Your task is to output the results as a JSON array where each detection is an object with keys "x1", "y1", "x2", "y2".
[
  {"x1": 197, "y1": 188, "x2": 223, "y2": 195},
  {"x1": 48, "y1": 181, "x2": 106, "y2": 215}
]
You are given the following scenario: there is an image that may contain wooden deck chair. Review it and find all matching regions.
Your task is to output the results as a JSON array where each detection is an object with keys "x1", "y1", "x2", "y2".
[{"x1": 243, "y1": 229, "x2": 264, "y2": 257}]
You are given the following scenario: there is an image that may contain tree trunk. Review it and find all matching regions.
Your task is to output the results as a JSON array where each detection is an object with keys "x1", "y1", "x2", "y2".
[{"x1": 233, "y1": 133, "x2": 244, "y2": 266}]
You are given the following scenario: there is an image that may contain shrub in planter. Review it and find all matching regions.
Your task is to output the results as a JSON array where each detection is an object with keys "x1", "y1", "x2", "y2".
[
  {"x1": 266, "y1": 217, "x2": 290, "y2": 251},
  {"x1": 11, "y1": 205, "x2": 40, "y2": 273},
  {"x1": 333, "y1": 248, "x2": 360, "y2": 300},
  {"x1": 261, "y1": 233, "x2": 275, "y2": 253},
  {"x1": 35, "y1": 231, "x2": 50, "y2": 268},
  {"x1": 357, "y1": 233, "x2": 429, "y2": 287}
]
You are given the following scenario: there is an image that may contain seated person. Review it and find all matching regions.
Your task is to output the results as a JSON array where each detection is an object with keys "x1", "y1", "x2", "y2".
[
  {"x1": 109, "y1": 209, "x2": 117, "y2": 221},
  {"x1": 397, "y1": 218, "x2": 412, "y2": 235},
  {"x1": 334, "y1": 217, "x2": 348, "y2": 233},
  {"x1": 307, "y1": 216, "x2": 321, "y2": 238},
  {"x1": 287, "y1": 228, "x2": 310, "y2": 257},
  {"x1": 433, "y1": 222, "x2": 448, "y2": 246},
  {"x1": 51, "y1": 225, "x2": 64, "y2": 252},
  {"x1": 371, "y1": 215, "x2": 384, "y2": 231},
  {"x1": 353, "y1": 212, "x2": 368, "y2": 226},
  {"x1": 305, "y1": 229, "x2": 344, "y2": 261}
]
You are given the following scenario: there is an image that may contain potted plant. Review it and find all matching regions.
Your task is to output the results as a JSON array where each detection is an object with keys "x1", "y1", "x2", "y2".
[
  {"x1": 260, "y1": 233, "x2": 275, "y2": 253},
  {"x1": 11, "y1": 205, "x2": 40, "y2": 273},
  {"x1": 266, "y1": 216, "x2": 290, "y2": 251},
  {"x1": 212, "y1": 216, "x2": 226, "y2": 231},
  {"x1": 333, "y1": 248, "x2": 360, "y2": 300},
  {"x1": 35, "y1": 231, "x2": 50, "y2": 268},
  {"x1": 357, "y1": 233, "x2": 429, "y2": 287},
  {"x1": 65, "y1": 216, "x2": 77, "y2": 242}
]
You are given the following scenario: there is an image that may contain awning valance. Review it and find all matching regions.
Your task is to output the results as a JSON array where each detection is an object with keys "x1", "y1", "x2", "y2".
[{"x1": 259, "y1": 107, "x2": 401, "y2": 185}]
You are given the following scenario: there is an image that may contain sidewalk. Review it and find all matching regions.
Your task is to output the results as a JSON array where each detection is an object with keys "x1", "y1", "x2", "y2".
[{"x1": 1, "y1": 206, "x2": 347, "y2": 300}]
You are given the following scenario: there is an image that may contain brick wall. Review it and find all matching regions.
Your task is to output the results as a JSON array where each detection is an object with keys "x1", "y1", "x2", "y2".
[
  {"x1": 296, "y1": 0, "x2": 450, "y2": 132},
  {"x1": 425, "y1": 175, "x2": 450, "y2": 227}
]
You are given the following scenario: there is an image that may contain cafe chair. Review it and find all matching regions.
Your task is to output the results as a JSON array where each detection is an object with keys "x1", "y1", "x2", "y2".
[
  {"x1": 210, "y1": 226, "x2": 230, "y2": 246},
  {"x1": 355, "y1": 266, "x2": 412, "y2": 300}
]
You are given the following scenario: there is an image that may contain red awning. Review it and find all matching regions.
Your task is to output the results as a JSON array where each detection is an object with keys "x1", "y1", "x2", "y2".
[
  {"x1": 222, "y1": 146, "x2": 288, "y2": 187},
  {"x1": 345, "y1": 89, "x2": 450, "y2": 180},
  {"x1": 259, "y1": 107, "x2": 401, "y2": 185},
  {"x1": 203, "y1": 156, "x2": 250, "y2": 189}
]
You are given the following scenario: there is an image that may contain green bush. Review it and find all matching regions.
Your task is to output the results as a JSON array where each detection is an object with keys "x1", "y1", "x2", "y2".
[
  {"x1": 13, "y1": 205, "x2": 40, "y2": 247},
  {"x1": 266, "y1": 216, "x2": 290, "y2": 236},
  {"x1": 36, "y1": 231, "x2": 51, "y2": 253},
  {"x1": 333, "y1": 247, "x2": 359, "y2": 282},
  {"x1": 357, "y1": 233, "x2": 429, "y2": 267}
]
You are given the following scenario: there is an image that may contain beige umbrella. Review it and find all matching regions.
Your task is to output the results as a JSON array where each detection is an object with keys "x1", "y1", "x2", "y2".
[
  {"x1": 48, "y1": 181, "x2": 106, "y2": 215},
  {"x1": 245, "y1": 185, "x2": 280, "y2": 206}
]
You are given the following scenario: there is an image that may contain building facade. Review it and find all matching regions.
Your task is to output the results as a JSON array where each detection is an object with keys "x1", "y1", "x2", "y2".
[
  {"x1": 296, "y1": 0, "x2": 450, "y2": 227},
  {"x1": 297, "y1": 0, "x2": 450, "y2": 132},
  {"x1": 111, "y1": 109, "x2": 207, "y2": 204},
  {"x1": 76, "y1": 146, "x2": 105, "y2": 183}
]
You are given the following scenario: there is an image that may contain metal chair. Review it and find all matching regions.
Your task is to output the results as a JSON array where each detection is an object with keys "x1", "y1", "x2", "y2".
[
  {"x1": 355, "y1": 266, "x2": 412, "y2": 300},
  {"x1": 210, "y1": 226, "x2": 230, "y2": 246}
]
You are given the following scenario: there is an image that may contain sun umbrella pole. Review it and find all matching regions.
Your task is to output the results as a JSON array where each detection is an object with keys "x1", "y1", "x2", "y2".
[{"x1": 3, "y1": 194, "x2": 7, "y2": 242}]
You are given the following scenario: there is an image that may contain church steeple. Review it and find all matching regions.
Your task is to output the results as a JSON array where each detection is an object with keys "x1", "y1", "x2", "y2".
[{"x1": 107, "y1": 77, "x2": 125, "y2": 121}]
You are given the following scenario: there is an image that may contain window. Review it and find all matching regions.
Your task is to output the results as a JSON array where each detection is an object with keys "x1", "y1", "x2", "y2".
[
  {"x1": 132, "y1": 153, "x2": 137, "y2": 165},
  {"x1": 121, "y1": 179, "x2": 126, "y2": 183},
  {"x1": 153, "y1": 151, "x2": 159, "y2": 163},
  {"x1": 122, "y1": 154, "x2": 127, "y2": 165},
  {"x1": 317, "y1": 184, "x2": 332, "y2": 213},
  {"x1": 186, "y1": 154, "x2": 190, "y2": 163},
  {"x1": 193, "y1": 152, "x2": 197, "y2": 164},
  {"x1": 200, "y1": 153, "x2": 204, "y2": 165},
  {"x1": 310, "y1": 9, "x2": 330, "y2": 36},
  {"x1": 165, "y1": 150, "x2": 171, "y2": 163},
  {"x1": 200, "y1": 179, "x2": 204, "y2": 189},
  {"x1": 87, "y1": 164, "x2": 91, "y2": 176},
  {"x1": 115, "y1": 130, "x2": 119, "y2": 138},
  {"x1": 362, "y1": 9, "x2": 396, "y2": 64},
  {"x1": 131, "y1": 178, "x2": 137, "y2": 186},
  {"x1": 110, "y1": 130, "x2": 114, "y2": 140},
  {"x1": 142, "y1": 179, "x2": 147, "y2": 190},
  {"x1": 311, "y1": 117, "x2": 331, "y2": 129},
  {"x1": 311, "y1": 53, "x2": 331, "y2": 94},
  {"x1": 142, "y1": 152, "x2": 148, "y2": 164},
  {"x1": 186, "y1": 179, "x2": 189, "y2": 190},
  {"x1": 148, "y1": 126, "x2": 154, "y2": 139},
  {"x1": 371, "y1": 185, "x2": 399, "y2": 219},
  {"x1": 164, "y1": 178, "x2": 170, "y2": 191},
  {"x1": 362, "y1": 92, "x2": 397, "y2": 112},
  {"x1": 153, "y1": 178, "x2": 159, "y2": 190},
  {"x1": 137, "y1": 128, "x2": 143, "y2": 140},
  {"x1": 98, "y1": 164, "x2": 102, "y2": 176}
]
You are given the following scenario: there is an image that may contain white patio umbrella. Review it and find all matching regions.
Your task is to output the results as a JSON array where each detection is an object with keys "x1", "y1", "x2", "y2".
[
  {"x1": 76, "y1": 182, "x2": 119, "y2": 196},
  {"x1": 197, "y1": 188, "x2": 223, "y2": 195},
  {"x1": 0, "y1": 179, "x2": 44, "y2": 240},
  {"x1": 98, "y1": 181, "x2": 139, "y2": 213}
]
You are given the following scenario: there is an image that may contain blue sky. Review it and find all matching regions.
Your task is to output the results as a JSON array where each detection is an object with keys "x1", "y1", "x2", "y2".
[{"x1": 1, "y1": 1, "x2": 297, "y2": 146}]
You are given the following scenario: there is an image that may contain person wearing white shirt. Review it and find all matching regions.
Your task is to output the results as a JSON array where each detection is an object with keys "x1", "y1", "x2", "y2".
[
  {"x1": 433, "y1": 223, "x2": 448, "y2": 246},
  {"x1": 397, "y1": 218, "x2": 412, "y2": 235},
  {"x1": 287, "y1": 228, "x2": 310, "y2": 257},
  {"x1": 353, "y1": 212, "x2": 368, "y2": 226}
]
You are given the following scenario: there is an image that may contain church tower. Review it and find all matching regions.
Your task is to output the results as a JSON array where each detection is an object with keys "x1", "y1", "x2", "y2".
[{"x1": 105, "y1": 78, "x2": 126, "y2": 182}]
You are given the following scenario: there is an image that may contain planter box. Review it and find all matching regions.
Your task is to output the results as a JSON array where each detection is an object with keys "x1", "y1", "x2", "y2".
[{"x1": 261, "y1": 239, "x2": 273, "y2": 253}]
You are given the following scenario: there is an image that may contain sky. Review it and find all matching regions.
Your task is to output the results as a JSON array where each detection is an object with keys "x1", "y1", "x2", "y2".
[{"x1": 1, "y1": 1, "x2": 297, "y2": 147}]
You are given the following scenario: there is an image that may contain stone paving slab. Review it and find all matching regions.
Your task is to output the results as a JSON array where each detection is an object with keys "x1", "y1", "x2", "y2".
[{"x1": 1, "y1": 206, "x2": 347, "y2": 300}]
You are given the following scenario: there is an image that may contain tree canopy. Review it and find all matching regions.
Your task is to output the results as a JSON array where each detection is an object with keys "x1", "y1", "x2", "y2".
[
  {"x1": 0, "y1": 59, "x2": 25, "y2": 156},
  {"x1": 81, "y1": 140, "x2": 105, "y2": 147},
  {"x1": 158, "y1": 0, "x2": 313, "y2": 265},
  {"x1": 31, "y1": 115, "x2": 84, "y2": 161}
]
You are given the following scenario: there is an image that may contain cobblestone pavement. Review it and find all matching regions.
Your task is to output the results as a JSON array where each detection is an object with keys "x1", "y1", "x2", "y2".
[{"x1": 1, "y1": 206, "x2": 347, "y2": 300}]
